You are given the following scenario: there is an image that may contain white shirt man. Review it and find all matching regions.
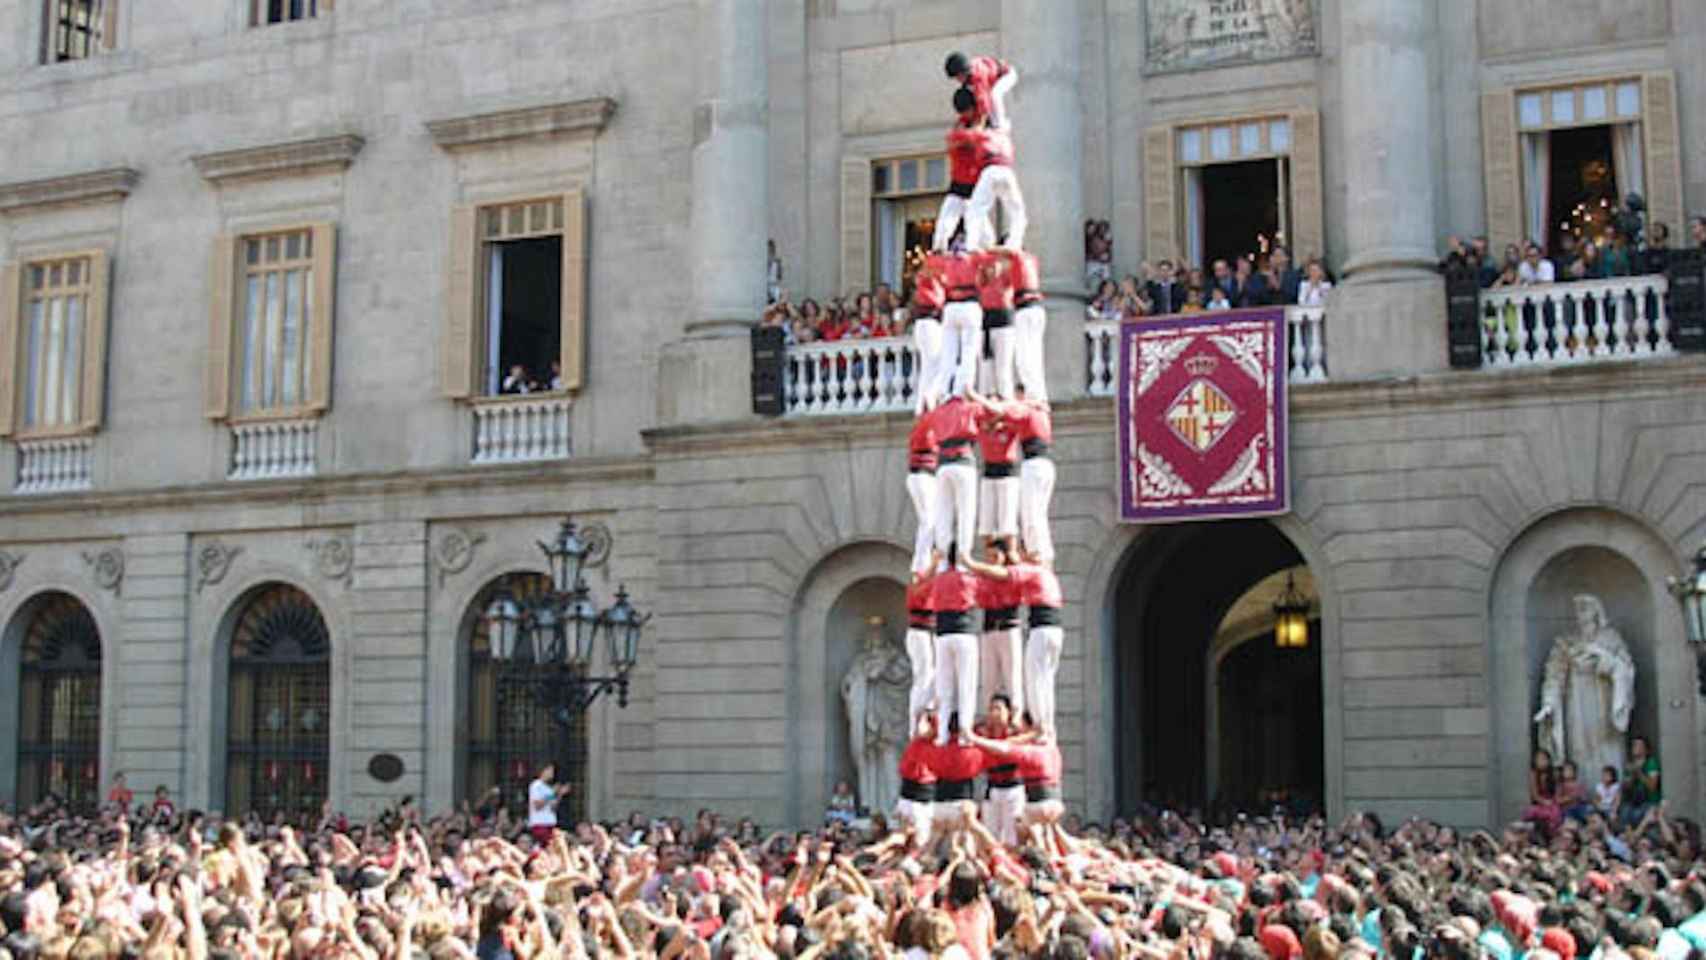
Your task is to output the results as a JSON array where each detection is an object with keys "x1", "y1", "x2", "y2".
[
  {"x1": 527, "y1": 763, "x2": 567, "y2": 839},
  {"x1": 1517, "y1": 245, "x2": 1556, "y2": 284}
]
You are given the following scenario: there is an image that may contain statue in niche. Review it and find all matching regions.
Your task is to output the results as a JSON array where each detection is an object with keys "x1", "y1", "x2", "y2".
[
  {"x1": 841, "y1": 616, "x2": 912, "y2": 814},
  {"x1": 1534, "y1": 594, "x2": 1637, "y2": 776}
]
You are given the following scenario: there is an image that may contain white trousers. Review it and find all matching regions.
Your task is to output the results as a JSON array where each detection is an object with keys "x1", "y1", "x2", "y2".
[
  {"x1": 984, "y1": 784, "x2": 1026, "y2": 847},
  {"x1": 932, "y1": 460, "x2": 978, "y2": 563},
  {"x1": 979, "y1": 623, "x2": 1024, "y2": 716},
  {"x1": 906, "y1": 471, "x2": 938, "y2": 574},
  {"x1": 934, "y1": 301, "x2": 983, "y2": 401},
  {"x1": 912, "y1": 316, "x2": 944, "y2": 412},
  {"x1": 979, "y1": 324, "x2": 1017, "y2": 398},
  {"x1": 933, "y1": 193, "x2": 969, "y2": 251},
  {"x1": 934, "y1": 631, "x2": 979, "y2": 743},
  {"x1": 1025, "y1": 624, "x2": 1063, "y2": 739},
  {"x1": 1018, "y1": 457, "x2": 1055, "y2": 564},
  {"x1": 1014, "y1": 303, "x2": 1047, "y2": 403},
  {"x1": 966, "y1": 165, "x2": 1027, "y2": 252},
  {"x1": 977, "y1": 475, "x2": 1019, "y2": 540},
  {"x1": 988, "y1": 68, "x2": 1017, "y2": 131},
  {"x1": 895, "y1": 798, "x2": 933, "y2": 847},
  {"x1": 905, "y1": 626, "x2": 936, "y2": 724}
]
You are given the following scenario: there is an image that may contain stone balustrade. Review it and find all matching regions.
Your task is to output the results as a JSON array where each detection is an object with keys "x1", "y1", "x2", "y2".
[
  {"x1": 1477, "y1": 274, "x2": 1673, "y2": 368},
  {"x1": 1085, "y1": 305, "x2": 1331, "y2": 397},
  {"x1": 472, "y1": 394, "x2": 573, "y2": 464},
  {"x1": 229, "y1": 418, "x2": 318, "y2": 480},
  {"x1": 782, "y1": 336, "x2": 919, "y2": 417},
  {"x1": 15, "y1": 436, "x2": 94, "y2": 494}
]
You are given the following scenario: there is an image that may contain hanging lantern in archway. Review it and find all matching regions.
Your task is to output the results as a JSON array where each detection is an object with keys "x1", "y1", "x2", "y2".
[{"x1": 1273, "y1": 572, "x2": 1310, "y2": 649}]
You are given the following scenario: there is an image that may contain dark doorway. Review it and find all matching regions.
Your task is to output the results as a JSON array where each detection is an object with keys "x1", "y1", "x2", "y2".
[
  {"x1": 1201, "y1": 159, "x2": 1282, "y2": 268},
  {"x1": 1546, "y1": 125, "x2": 1618, "y2": 256},
  {"x1": 1217, "y1": 626, "x2": 1323, "y2": 814},
  {"x1": 489, "y1": 236, "x2": 563, "y2": 394},
  {"x1": 1112, "y1": 520, "x2": 1323, "y2": 817}
]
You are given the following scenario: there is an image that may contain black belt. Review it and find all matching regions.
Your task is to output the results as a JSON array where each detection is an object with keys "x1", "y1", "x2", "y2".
[
  {"x1": 982, "y1": 462, "x2": 1017, "y2": 479},
  {"x1": 950, "y1": 181, "x2": 974, "y2": 198},
  {"x1": 908, "y1": 611, "x2": 934, "y2": 630},
  {"x1": 982, "y1": 307, "x2": 1012, "y2": 328},
  {"x1": 900, "y1": 779, "x2": 934, "y2": 803},
  {"x1": 937, "y1": 780, "x2": 975, "y2": 802},
  {"x1": 983, "y1": 607, "x2": 1019, "y2": 630},
  {"x1": 988, "y1": 763, "x2": 1019, "y2": 788},
  {"x1": 1021, "y1": 439, "x2": 1051, "y2": 459},
  {"x1": 948, "y1": 287, "x2": 978, "y2": 302},
  {"x1": 1016, "y1": 287, "x2": 1041, "y2": 301},
  {"x1": 1026, "y1": 783, "x2": 1061, "y2": 802},
  {"x1": 987, "y1": 779, "x2": 1022, "y2": 795},
  {"x1": 939, "y1": 452, "x2": 972, "y2": 465},
  {"x1": 911, "y1": 307, "x2": 940, "y2": 320},
  {"x1": 1029, "y1": 606, "x2": 1061, "y2": 628},
  {"x1": 936, "y1": 610, "x2": 974, "y2": 634},
  {"x1": 941, "y1": 438, "x2": 974, "y2": 451},
  {"x1": 909, "y1": 464, "x2": 937, "y2": 475}
]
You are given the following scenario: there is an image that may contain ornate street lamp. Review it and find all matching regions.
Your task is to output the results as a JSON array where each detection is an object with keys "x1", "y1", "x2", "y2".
[
  {"x1": 604, "y1": 585, "x2": 649, "y2": 679},
  {"x1": 540, "y1": 518, "x2": 592, "y2": 594},
  {"x1": 1667, "y1": 544, "x2": 1706, "y2": 693},
  {"x1": 484, "y1": 590, "x2": 522, "y2": 661},
  {"x1": 1273, "y1": 572, "x2": 1310, "y2": 650}
]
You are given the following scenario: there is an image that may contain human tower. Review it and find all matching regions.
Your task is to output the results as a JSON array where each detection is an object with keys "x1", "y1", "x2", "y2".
[{"x1": 892, "y1": 53, "x2": 1067, "y2": 851}]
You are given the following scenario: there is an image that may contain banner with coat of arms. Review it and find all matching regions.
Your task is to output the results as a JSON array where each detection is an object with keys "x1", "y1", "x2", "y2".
[{"x1": 1116, "y1": 309, "x2": 1289, "y2": 522}]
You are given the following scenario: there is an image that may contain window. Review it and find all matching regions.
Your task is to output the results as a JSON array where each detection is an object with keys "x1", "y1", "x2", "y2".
[
  {"x1": 204, "y1": 224, "x2": 335, "y2": 421},
  {"x1": 42, "y1": 0, "x2": 114, "y2": 63},
  {"x1": 442, "y1": 191, "x2": 588, "y2": 399},
  {"x1": 871, "y1": 154, "x2": 947, "y2": 297},
  {"x1": 252, "y1": 0, "x2": 324, "y2": 25},
  {"x1": 225, "y1": 584, "x2": 329, "y2": 819},
  {"x1": 17, "y1": 592, "x2": 102, "y2": 814},
  {"x1": 462, "y1": 573, "x2": 587, "y2": 823},
  {"x1": 0, "y1": 250, "x2": 111, "y2": 439}
]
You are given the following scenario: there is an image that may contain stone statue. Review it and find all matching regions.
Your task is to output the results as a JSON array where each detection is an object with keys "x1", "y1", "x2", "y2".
[
  {"x1": 841, "y1": 617, "x2": 912, "y2": 814},
  {"x1": 1533, "y1": 594, "x2": 1636, "y2": 776}
]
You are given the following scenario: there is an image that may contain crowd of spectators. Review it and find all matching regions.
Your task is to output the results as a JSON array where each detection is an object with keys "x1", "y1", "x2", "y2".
[
  {"x1": 8, "y1": 749, "x2": 1706, "y2": 960},
  {"x1": 1439, "y1": 214, "x2": 1706, "y2": 292},
  {"x1": 1087, "y1": 248, "x2": 1333, "y2": 323},
  {"x1": 761, "y1": 287, "x2": 908, "y2": 349}
]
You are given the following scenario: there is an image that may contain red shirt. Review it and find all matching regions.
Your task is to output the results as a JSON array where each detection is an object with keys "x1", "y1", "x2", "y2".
[
  {"x1": 975, "y1": 250, "x2": 1016, "y2": 312},
  {"x1": 1012, "y1": 249, "x2": 1042, "y2": 304},
  {"x1": 899, "y1": 737, "x2": 938, "y2": 784},
  {"x1": 818, "y1": 317, "x2": 848, "y2": 341},
  {"x1": 963, "y1": 56, "x2": 1011, "y2": 121},
  {"x1": 931, "y1": 567, "x2": 980, "y2": 614},
  {"x1": 930, "y1": 398, "x2": 980, "y2": 446},
  {"x1": 975, "y1": 125, "x2": 1014, "y2": 168},
  {"x1": 907, "y1": 580, "x2": 934, "y2": 629},
  {"x1": 928, "y1": 740, "x2": 992, "y2": 783},
  {"x1": 908, "y1": 416, "x2": 938, "y2": 472},
  {"x1": 978, "y1": 571, "x2": 1021, "y2": 611},
  {"x1": 913, "y1": 257, "x2": 948, "y2": 316},
  {"x1": 943, "y1": 253, "x2": 979, "y2": 302},
  {"x1": 1013, "y1": 742, "x2": 1062, "y2": 786},
  {"x1": 1011, "y1": 403, "x2": 1052, "y2": 447},
  {"x1": 1009, "y1": 563, "x2": 1062, "y2": 609},
  {"x1": 946, "y1": 125, "x2": 984, "y2": 187},
  {"x1": 977, "y1": 409, "x2": 1019, "y2": 465}
]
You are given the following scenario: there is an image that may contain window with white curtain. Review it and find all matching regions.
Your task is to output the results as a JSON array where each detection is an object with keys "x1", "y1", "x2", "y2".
[
  {"x1": 21, "y1": 256, "x2": 91, "y2": 430},
  {"x1": 238, "y1": 230, "x2": 315, "y2": 414}
]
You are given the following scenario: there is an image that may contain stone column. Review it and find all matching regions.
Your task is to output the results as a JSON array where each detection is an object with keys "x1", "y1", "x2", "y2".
[
  {"x1": 658, "y1": 0, "x2": 770, "y2": 427},
  {"x1": 1329, "y1": 0, "x2": 1448, "y2": 379},
  {"x1": 1000, "y1": 0, "x2": 1087, "y2": 400}
]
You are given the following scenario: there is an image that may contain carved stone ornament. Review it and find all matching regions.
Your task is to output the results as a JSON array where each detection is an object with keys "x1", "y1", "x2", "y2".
[
  {"x1": 0, "y1": 551, "x2": 23, "y2": 592},
  {"x1": 580, "y1": 521, "x2": 613, "y2": 570},
  {"x1": 195, "y1": 542, "x2": 244, "y2": 593},
  {"x1": 82, "y1": 547, "x2": 124, "y2": 595},
  {"x1": 433, "y1": 527, "x2": 487, "y2": 586},
  {"x1": 306, "y1": 536, "x2": 354, "y2": 588}
]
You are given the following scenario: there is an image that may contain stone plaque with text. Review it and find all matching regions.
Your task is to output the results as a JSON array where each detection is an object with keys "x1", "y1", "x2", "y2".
[{"x1": 1146, "y1": 0, "x2": 1317, "y2": 72}]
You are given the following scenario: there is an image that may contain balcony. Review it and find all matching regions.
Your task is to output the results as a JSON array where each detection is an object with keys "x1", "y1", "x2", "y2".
[
  {"x1": 1475, "y1": 274, "x2": 1674, "y2": 367},
  {"x1": 15, "y1": 436, "x2": 94, "y2": 494},
  {"x1": 781, "y1": 338, "x2": 919, "y2": 417},
  {"x1": 229, "y1": 418, "x2": 318, "y2": 480},
  {"x1": 1085, "y1": 305, "x2": 1329, "y2": 397},
  {"x1": 471, "y1": 394, "x2": 573, "y2": 464}
]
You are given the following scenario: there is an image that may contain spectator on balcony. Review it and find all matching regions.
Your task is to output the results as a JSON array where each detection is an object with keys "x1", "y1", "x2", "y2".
[
  {"x1": 1118, "y1": 275, "x2": 1153, "y2": 320},
  {"x1": 818, "y1": 302, "x2": 851, "y2": 342},
  {"x1": 1517, "y1": 243, "x2": 1556, "y2": 285},
  {"x1": 1085, "y1": 218, "x2": 1113, "y2": 289},
  {"x1": 1088, "y1": 279, "x2": 1121, "y2": 321},
  {"x1": 1603, "y1": 231, "x2": 1634, "y2": 278},
  {"x1": 1564, "y1": 242, "x2": 1597, "y2": 281},
  {"x1": 1205, "y1": 285, "x2": 1232, "y2": 312},
  {"x1": 875, "y1": 282, "x2": 903, "y2": 326},
  {"x1": 1210, "y1": 258, "x2": 1237, "y2": 303},
  {"x1": 1439, "y1": 234, "x2": 1475, "y2": 273},
  {"x1": 1644, "y1": 222, "x2": 1673, "y2": 273},
  {"x1": 798, "y1": 297, "x2": 823, "y2": 333},
  {"x1": 1147, "y1": 259, "x2": 1188, "y2": 314},
  {"x1": 1181, "y1": 286, "x2": 1207, "y2": 314},
  {"x1": 1690, "y1": 216, "x2": 1706, "y2": 249},
  {"x1": 548, "y1": 361, "x2": 564, "y2": 392},
  {"x1": 763, "y1": 288, "x2": 798, "y2": 333},
  {"x1": 501, "y1": 364, "x2": 534, "y2": 395},
  {"x1": 1270, "y1": 246, "x2": 1303, "y2": 304},
  {"x1": 1297, "y1": 259, "x2": 1333, "y2": 308},
  {"x1": 1501, "y1": 243, "x2": 1523, "y2": 276},
  {"x1": 767, "y1": 238, "x2": 783, "y2": 304},
  {"x1": 1232, "y1": 256, "x2": 1269, "y2": 307},
  {"x1": 1471, "y1": 236, "x2": 1500, "y2": 288},
  {"x1": 851, "y1": 292, "x2": 885, "y2": 338}
]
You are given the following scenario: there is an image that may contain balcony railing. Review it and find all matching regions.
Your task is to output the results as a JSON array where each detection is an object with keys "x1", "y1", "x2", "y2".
[
  {"x1": 15, "y1": 436, "x2": 94, "y2": 494},
  {"x1": 1085, "y1": 305, "x2": 1330, "y2": 397},
  {"x1": 782, "y1": 337, "x2": 919, "y2": 417},
  {"x1": 1477, "y1": 274, "x2": 1673, "y2": 367},
  {"x1": 229, "y1": 418, "x2": 318, "y2": 480},
  {"x1": 472, "y1": 394, "x2": 572, "y2": 464}
]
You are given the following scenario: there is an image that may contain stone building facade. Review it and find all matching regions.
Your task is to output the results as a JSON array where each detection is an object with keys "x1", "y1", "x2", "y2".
[{"x1": 1, "y1": 0, "x2": 1704, "y2": 829}]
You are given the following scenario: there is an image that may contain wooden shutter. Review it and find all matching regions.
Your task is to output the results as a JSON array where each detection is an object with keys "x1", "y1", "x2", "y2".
[
  {"x1": 205, "y1": 234, "x2": 238, "y2": 420},
  {"x1": 558, "y1": 189, "x2": 588, "y2": 393},
  {"x1": 1642, "y1": 72, "x2": 1684, "y2": 243},
  {"x1": 840, "y1": 155, "x2": 871, "y2": 297},
  {"x1": 307, "y1": 222, "x2": 337, "y2": 412},
  {"x1": 443, "y1": 203, "x2": 479, "y2": 399},
  {"x1": 79, "y1": 249, "x2": 111, "y2": 431},
  {"x1": 0, "y1": 264, "x2": 18, "y2": 437},
  {"x1": 1480, "y1": 90, "x2": 1522, "y2": 256},
  {"x1": 1143, "y1": 126, "x2": 1178, "y2": 263},
  {"x1": 101, "y1": 0, "x2": 118, "y2": 49},
  {"x1": 1288, "y1": 110, "x2": 1325, "y2": 262}
]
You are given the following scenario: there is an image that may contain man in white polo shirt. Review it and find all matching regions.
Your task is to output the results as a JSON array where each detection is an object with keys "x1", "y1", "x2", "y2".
[{"x1": 527, "y1": 762, "x2": 570, "y2": 843}]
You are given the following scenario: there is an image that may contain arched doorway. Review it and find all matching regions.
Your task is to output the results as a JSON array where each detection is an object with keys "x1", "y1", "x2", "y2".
[
  {"x1": 1112, "y1": 520, "x2": 1324, "y2": 816},
  {"x1": 222, "y1": 583, "x2": 331, "y2": 818},
  {"x1": 5, "y1": 592, "x2": 103, "y2": 813},
  {"x1": 457, "y1": 571, "x2": 586, "y2": 824}
]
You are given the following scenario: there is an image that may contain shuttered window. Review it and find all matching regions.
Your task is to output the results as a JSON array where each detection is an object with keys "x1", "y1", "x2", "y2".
[
  {"x1": 0, "y1": 249, "x2": 111, "y2": 438},
  {"x1": 205, "y1": 223, "x2": 336, "y2": 421}
]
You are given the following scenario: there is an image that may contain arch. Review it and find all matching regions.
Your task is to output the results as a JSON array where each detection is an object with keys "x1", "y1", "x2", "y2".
[
  {"x1": 0, "y1": 590, "x2": 106, "y2": 811},
  {"x1": 1085, "y1": 513, "x2": 1342, "y2": 821},
  {"x1": 784, "y1": 539, "x2": 911, "y2": 827},
  {"x1": 220, "y1": 583, "x2": 332, "y2": 818},
  {"x1": 1487, "y1": 506, "x2": 1696, "y2": 825},
  {"x1": 191, "y1": 569, "x2": 346, "y2": 813}
]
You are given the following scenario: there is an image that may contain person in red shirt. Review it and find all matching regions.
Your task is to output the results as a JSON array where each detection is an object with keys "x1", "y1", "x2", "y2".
[
  {"x1": 966, "y1": 720, "x2": 1062, "y2": 833},
  {"x1": 976, "y1": 694, "x2": 1026, "y2": 847},
  {"x1": 926, "y1": 715, "x2": 992, "y2": 832},
  {"x1": 975, "y1": 542, "x2": 1024, "y2": 726},
  {"x1": 933, "y1": 250, "x2": 984, "y2": 403},
  {"x1": 907, "y1": 413, "x2": 939, "y2": 576},
  {"x1": 974, "y1": 249, "x2": 1018, "y2": 398},
  {"x1": 933, "y1": 89, "x2": 986, "y2": 253},
  {"x1": 964, "y1": 547, "x2": 1063, "y2": 742},
  {"x1": 944, "y1": 52, "x2": 1017, "y2": 131},
  {"x1": 964, "y1": 124, "x2": 1024, "y2": 252},
  {"x1": 928, "y1": 545, "x2": 981, "y2": 747},
  {"x1": 1009, "y1": 248, "x2": 1047, "y2": 402},
  {"x1": 896, "y1": 713, "x2": 940, "y2": 848},
  {"x1": 911, "y1": 253, "x2": 949, "y2": 413},
  {"x1": 927, "y1": 396, "x2": 980, "y2": 564},
  {"x1": 968, "y1": 388, "x2": 1020, "y2": 556},
  {"x1": 1009, "y1": 387, "x2": 1055, "y2": 565},
  {"x1": 905, "y1": 570, "x2": 938, "y2": 727},
  {"x1": 107, "y1": 772, "x2": 134, "y2": 814}
]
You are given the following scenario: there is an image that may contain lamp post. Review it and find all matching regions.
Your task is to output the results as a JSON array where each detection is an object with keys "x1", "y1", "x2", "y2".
[
  {"x1": 481, "y1": 518, "x2": 649, "y2": 791},
  {"x1": 1667, "y1": 544, "x2": 1706, "y2": 695},
  {"x1": 1273, "y1": 572, "x2": 1310, "y2": 650}
]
